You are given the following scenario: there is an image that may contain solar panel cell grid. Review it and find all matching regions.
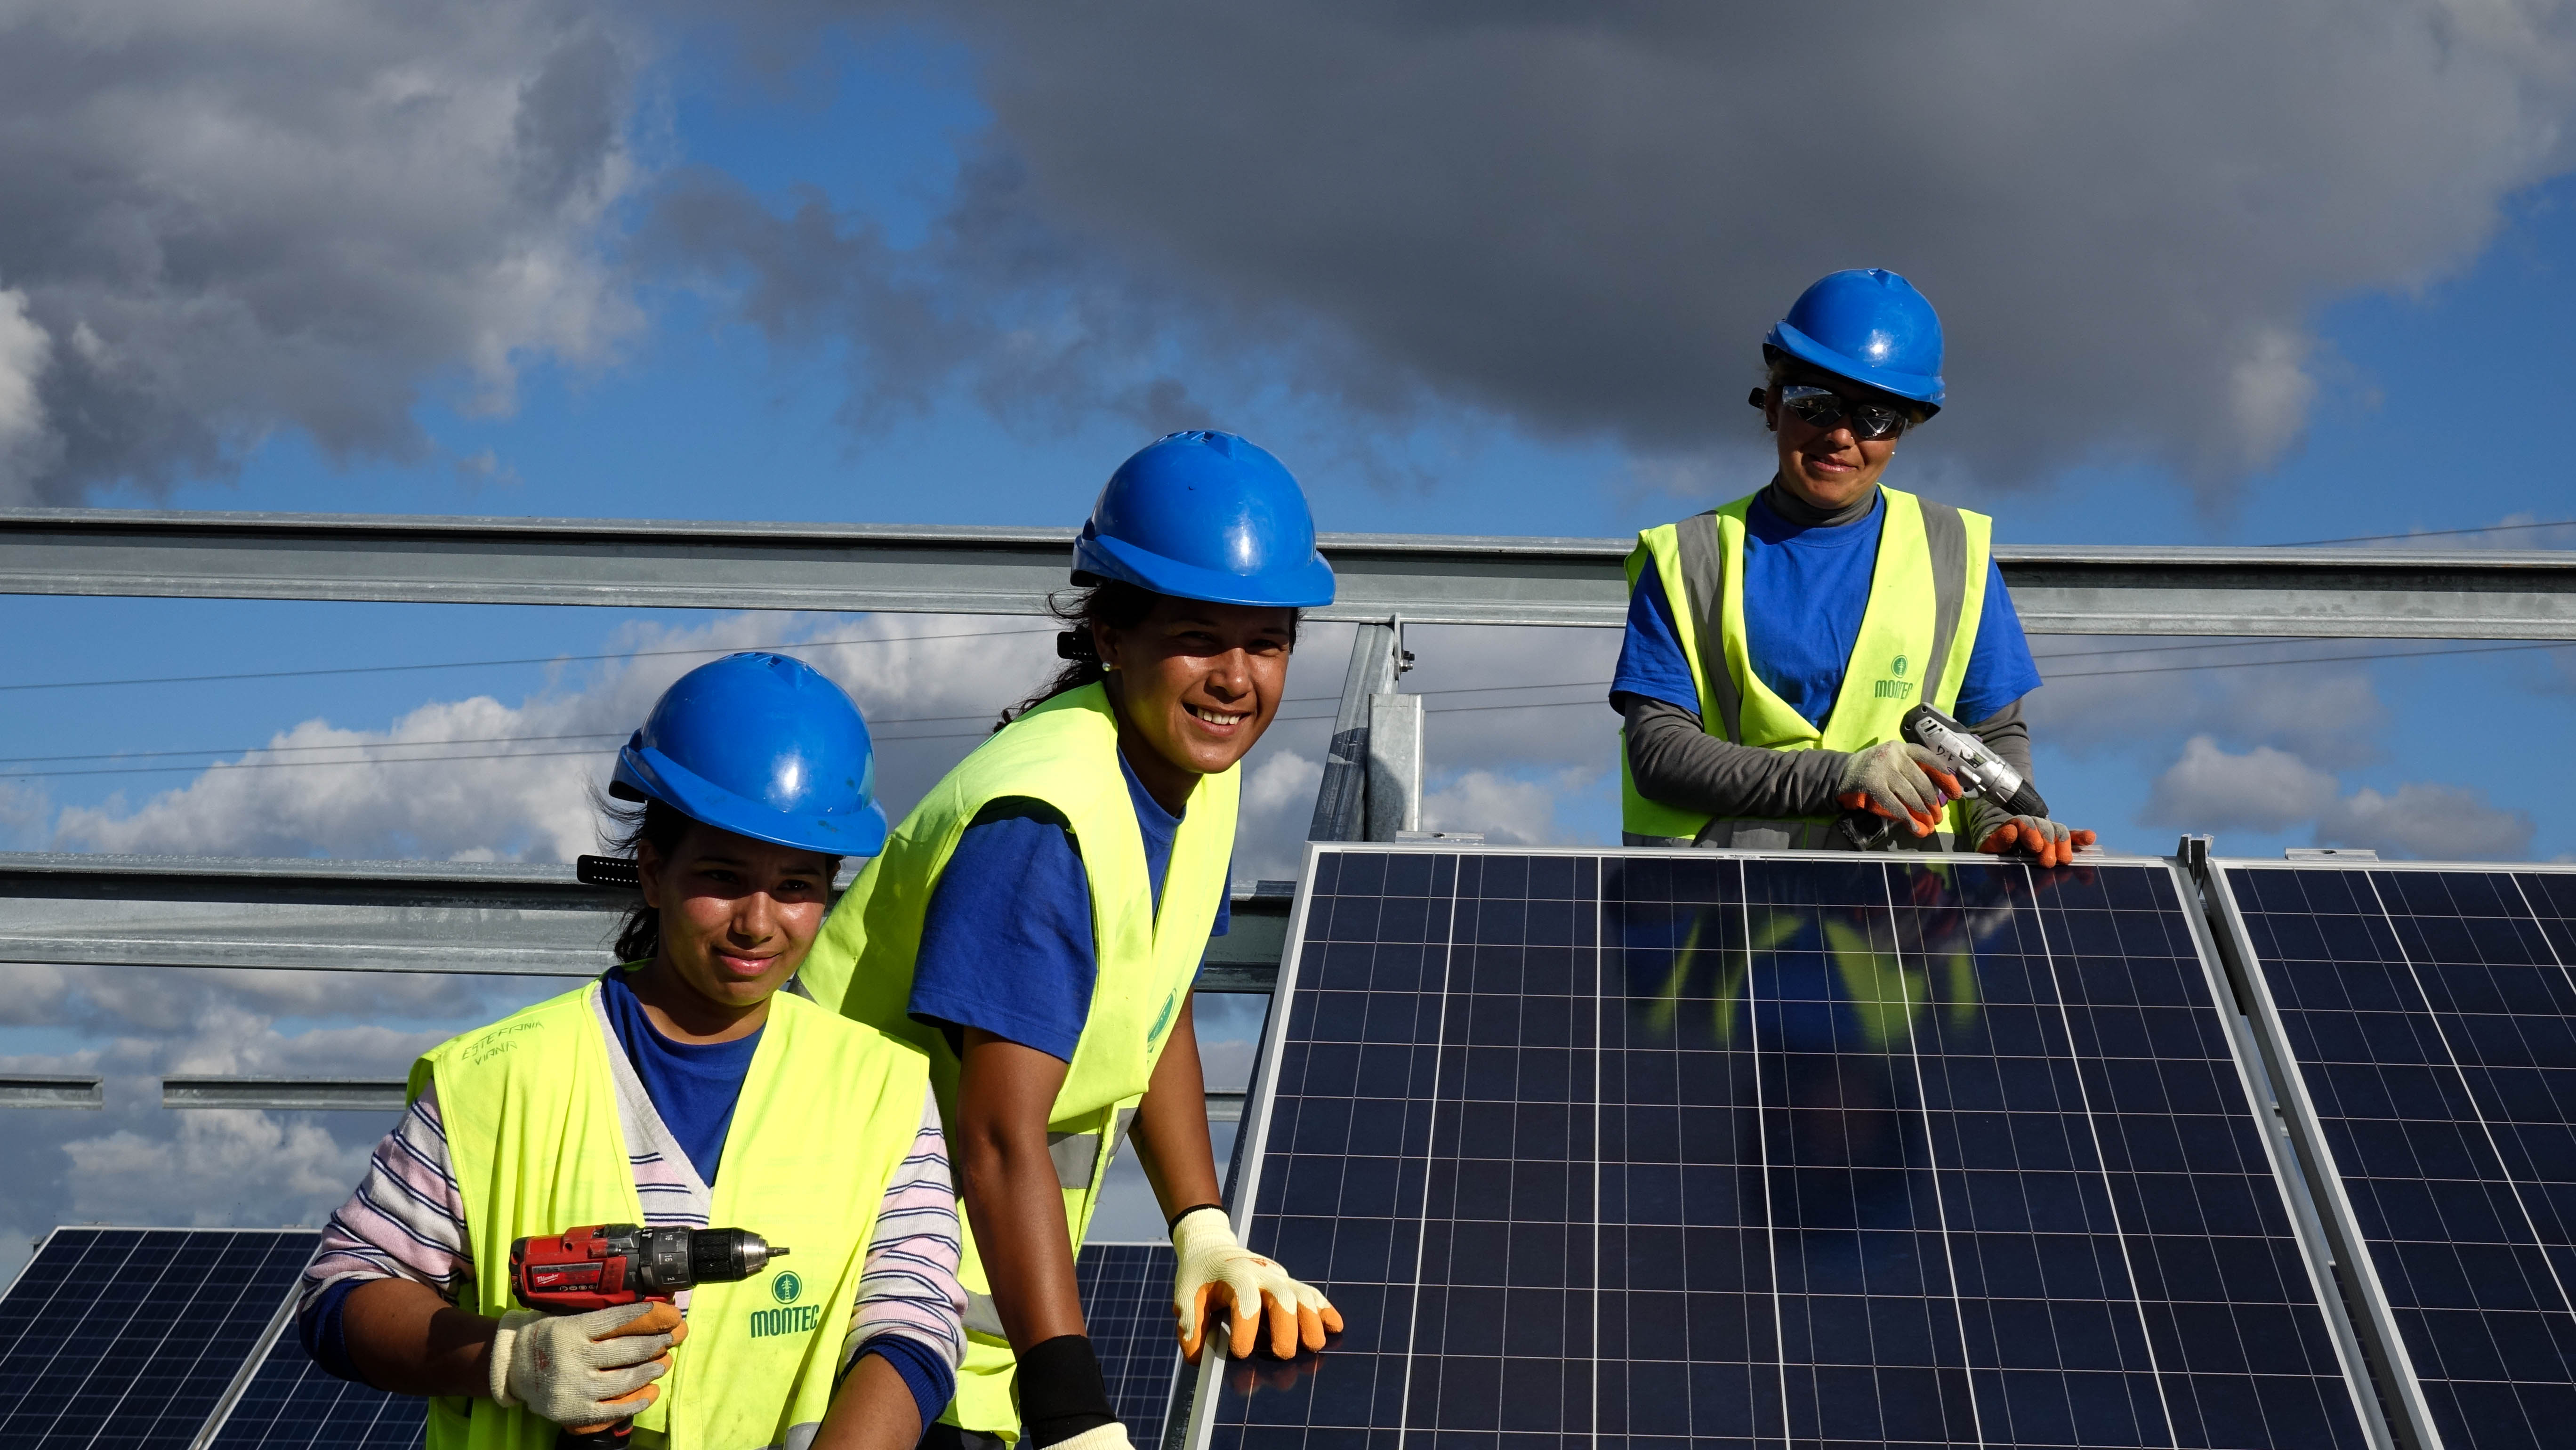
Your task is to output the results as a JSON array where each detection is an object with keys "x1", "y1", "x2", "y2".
[
  {"x1": 206, "y1": 1328, "x2": 427, "y2": 1450},
  {"x1": 2225, "y1": 863, "x2": 2576, "y2": 1450},
  {"x1": 0, "y1": 1227, "x2": 318, "y2": 1450},
  {"x1": 1077, "y1": 1242, "x2": 1183, "y2": 1439},
  {"x1": 1195, "y1": 849, "x2": 2373, "y2": 1449}
]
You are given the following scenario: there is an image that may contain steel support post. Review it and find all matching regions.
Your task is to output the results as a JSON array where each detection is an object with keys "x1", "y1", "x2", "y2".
[
  {"x1": 1306, "y1": 621, "x2": 1405, "y2": 841},
  {"x1": 1365, "y1": 692, "x2": 1424, "y2": 839}
]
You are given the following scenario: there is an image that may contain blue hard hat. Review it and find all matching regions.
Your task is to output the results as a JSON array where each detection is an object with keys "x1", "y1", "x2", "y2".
[
  {"x1": 1765, "y1": 268, "x2": 1946, "y2": 410},
  {"x1": 1072, "y1": 431, "x2": 1336, "y2": 609},
  {"x1": 610, "y1": 652, "x2": 887, "y2": 857}
]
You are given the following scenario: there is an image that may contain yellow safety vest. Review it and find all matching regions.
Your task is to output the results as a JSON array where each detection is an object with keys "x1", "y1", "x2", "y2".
[
  {"x1": 413, "y1": 978, "x2": 930, "y2": 1450},
  {"x1": 1619, "y1": 484, "x2": 1990, "y2": 848},
  {"x1": 799, "y1": 682, "x2": 1236, "y2": 1440}
]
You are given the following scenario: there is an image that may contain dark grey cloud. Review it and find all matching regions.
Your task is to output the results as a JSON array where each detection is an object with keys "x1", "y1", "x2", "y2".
[
  {"x1": 19, "y1": 2, "x2": 2565, "y2": 505},
  {"x1": 0, "y1": 1, "x2": 645, "y2": 502},
  {"x1": 688, "y1": 0, "x2": 2576, "y2": 502}
]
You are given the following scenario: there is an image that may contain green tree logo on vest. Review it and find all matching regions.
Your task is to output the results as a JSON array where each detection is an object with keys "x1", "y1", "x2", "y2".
[
  {"x1": 752, "y1": 1270, "x2": 819, "y2": 1339},
  {"x1": 1875, "y1": 652, "x2": 1915, "y2": 701}
]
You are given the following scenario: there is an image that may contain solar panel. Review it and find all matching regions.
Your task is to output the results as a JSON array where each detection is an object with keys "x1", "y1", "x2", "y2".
[
  {"x1": 202, "y1": 1319, "x2": 426, "y2": 1450},
  {"x1": 2213, "y1": 861, "x2": 2576, "y2": 1450},
  {"x1": 1079, "y1": 1241, "x2": 1182, "y2": 1440},
  {"x1": 0, "y1": 1227, "x2": 318, "y2": 1450},
  {"x1": 1186, "y1": 847, "x2": 2380, "y2": 1449}
]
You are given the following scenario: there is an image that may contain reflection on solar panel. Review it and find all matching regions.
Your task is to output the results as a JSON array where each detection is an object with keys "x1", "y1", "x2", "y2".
[
  {"x1": 0, "y1": 1227, "x2": 317, "y2": 1450},
  {"x1": 2218, "y1": 862, "x2": 2576, "y2": 1450},
  {"x1": 1079, "y1": 1242, "x2": 1181, "y2": 1439},
  {"x1": 204, "y1": 1321, "x2": 426, "y2": 1449},
  {"x1": 1191, "y1": 848, "x2": 2377, "y2": 1449}
]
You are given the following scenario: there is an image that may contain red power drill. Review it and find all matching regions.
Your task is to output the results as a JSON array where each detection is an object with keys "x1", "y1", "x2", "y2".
[{"x1": 509, "y1": 1224, "x2": 789, "y2": 1449}]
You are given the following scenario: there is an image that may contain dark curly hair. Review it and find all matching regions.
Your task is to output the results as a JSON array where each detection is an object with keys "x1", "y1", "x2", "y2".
[
  {"x1": 996, "y1": 581, "x2": 1304, "y2": 731},
  {"x1": 593, "y1": 794, "x2": 843, "y2": 965},
  {"x1": 596, "y1": 795, "x2": 693, "y2": 964}
]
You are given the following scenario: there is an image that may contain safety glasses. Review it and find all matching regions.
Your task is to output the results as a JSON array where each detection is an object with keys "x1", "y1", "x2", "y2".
[{"x1": 1776, "y1": 383, "x2": 1915, "y2": 441}]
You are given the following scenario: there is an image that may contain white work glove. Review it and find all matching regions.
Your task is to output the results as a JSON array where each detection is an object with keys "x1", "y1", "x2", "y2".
[
  {"x1": 1976, "y1": 814, "x2": 2097, "y2": 869},
  {"x1": 1042, "y1": 1425, "x2": 1136, "y2": 1450},
  {"x1": 1835, "y1": 741, "x2": 1961, "y2": 836},
  {"x1": 488, "y1": 1301, "x2": 685, "y2": 1428},
  {"x1": 1170, "y1": 1206, "x2": 1342, "y2": 1362}
]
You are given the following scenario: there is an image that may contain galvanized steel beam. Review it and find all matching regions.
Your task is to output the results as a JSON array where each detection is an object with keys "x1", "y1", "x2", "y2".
[
  {"x1": 0, "y1": 1074, "x2": 104, "y2": 1109},
  {"x1": 0, "y1": 852, "x2": 1287, "y2": 991},
  {"x1": 153, "y1": 1075, "x2": 1250, "y2": 1122},
  {"x1": 11, "y1": 506, "x2": 2576, "y2": 637},
  {"x1": 0, "y1": 853, "x2": 625, "y2": 977},
  {"x1": 162, "y1": 1077, "x2": 408, "y2": 1112}
]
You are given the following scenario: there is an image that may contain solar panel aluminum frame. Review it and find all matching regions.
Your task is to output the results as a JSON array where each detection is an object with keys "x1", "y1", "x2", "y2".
[
  {"x1": 1183, "y1": 841, "x2": 2396, "y2": 1449},
  {"x1": 2195, "y1": 856, "x2": 2576, "y2": 1450},
  {"x1": 2171, "y1": 861, "x2": 2401, "y2": 1450},
  {"x1": 185, "y1": 1251, "x2": 308, "y2": 1450}
]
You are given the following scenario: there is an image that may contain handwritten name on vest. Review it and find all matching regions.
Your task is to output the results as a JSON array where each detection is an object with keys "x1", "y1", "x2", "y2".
[{"x1": 461, "y1": 1021, "x2": 543, "y2": 1067}]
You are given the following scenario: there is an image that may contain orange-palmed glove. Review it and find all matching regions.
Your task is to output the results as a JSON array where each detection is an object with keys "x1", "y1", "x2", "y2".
[
  {"x1": 1169, "y1": 1207, "x2": 1342, "y2": 1362},
  {"x1": 489, "y1": 1300, "x2": 684, "y2": 1429}
]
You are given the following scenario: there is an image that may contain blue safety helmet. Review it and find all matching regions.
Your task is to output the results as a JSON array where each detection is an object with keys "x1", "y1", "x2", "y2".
[
  {"x1": 1765, "y1": 268, "x2": 1946, "y2": 412},
  {"x1": 610, "y1": 652, "x2": 887, "y2": 857},
  {"x1": 1071, "y1": 430, "x2": 1336, "y2": 609}
]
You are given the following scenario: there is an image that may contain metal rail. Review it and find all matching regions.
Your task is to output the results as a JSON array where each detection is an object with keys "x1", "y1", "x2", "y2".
[
  {"x1": 161, "y1": 1077, "x2": 408, "y2": 1112},
  {"x1": 11, "y1": 506, "x2": 2576, "y2": 636},
  {"x1": 0, "y1": 1074, "x2": 104, "y2": 1108},
  {"x1": 0, "y1": 852, "x2": 1288, "y2": 990},
  {"x1": 146, "y1": 1075, "x2": 1253, "y2": 1121}
]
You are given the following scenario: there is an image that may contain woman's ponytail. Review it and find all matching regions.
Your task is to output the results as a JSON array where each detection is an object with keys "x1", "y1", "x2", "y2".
[{"x1": 998, "y1": 581, "x2": 1159, "y2": 729}]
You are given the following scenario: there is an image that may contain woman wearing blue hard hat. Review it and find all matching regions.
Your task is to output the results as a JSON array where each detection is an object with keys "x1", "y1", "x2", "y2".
[
  {"x1": 1611, "y1": 267, "x2": 2095, "y2": 863},
  {"x1": 298, "y1": 652, "x2": 966, "y2": 1450},
  {"x1": 801, "y1": 432, "x2": 1341, "y2": 1450}
]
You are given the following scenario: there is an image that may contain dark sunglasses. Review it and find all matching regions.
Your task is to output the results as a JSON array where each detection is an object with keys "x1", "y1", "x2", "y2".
[{"x1": 1746, "y1": 383, "x2": 1916, "y2": 441}]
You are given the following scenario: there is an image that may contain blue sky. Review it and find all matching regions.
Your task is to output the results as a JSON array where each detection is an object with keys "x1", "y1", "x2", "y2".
[{"x1": 6, "y1": 2, "x2": 2576, "y2": 1263}]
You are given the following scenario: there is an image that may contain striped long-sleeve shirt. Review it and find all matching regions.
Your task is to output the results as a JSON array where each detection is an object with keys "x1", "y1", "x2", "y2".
[{"x1": 298, "y1": 999, "x2": 966, "y2": 1407}]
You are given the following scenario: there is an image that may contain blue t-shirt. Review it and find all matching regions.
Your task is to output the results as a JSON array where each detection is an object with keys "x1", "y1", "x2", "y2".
[
  {"x1": 1609, "y1": 492, "x2": 2042, "y2": 729},
  {"x1": 909, "y1": 748, "x2": 1231, "y2": 1063},
  {"x1": 599, "y1": 967, "x2": 763, "y2": 1185}
]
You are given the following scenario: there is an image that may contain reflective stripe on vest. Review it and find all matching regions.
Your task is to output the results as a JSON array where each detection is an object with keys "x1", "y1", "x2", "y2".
[
  {"x1": 796, "y1": 682, "x2": 1236, "y2": 1437},
  {"x1": 1617, "y1": 485, "x2": 1990, "y2": 846},
  {"x1": 414, "y1": 982, "x2": 928, "y2": 1450}
]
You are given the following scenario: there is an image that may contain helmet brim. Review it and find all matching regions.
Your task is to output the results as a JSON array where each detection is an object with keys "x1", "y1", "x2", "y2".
[
  {"x1": 1071, "y1": 532, "x2": 1336, "y2": 609},
  {"x1": 1766, "y1": 321, "x2": 1945, "y2": 411},
  {"x1": 612, "y1": 745, "x2": 889, "y2": 858}
]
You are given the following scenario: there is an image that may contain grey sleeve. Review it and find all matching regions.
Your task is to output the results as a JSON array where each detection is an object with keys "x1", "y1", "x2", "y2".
[
  {"x1": 1618, "y1": 693, "x2": 1848, "y2": 821},
  {"x1": 1956, "y1": 698, "x2": 2035, "y2": 845}
]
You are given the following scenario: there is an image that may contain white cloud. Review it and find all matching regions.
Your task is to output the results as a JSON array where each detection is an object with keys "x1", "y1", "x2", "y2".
[
  {"x1": 1424, "y1": 768, "x2": 1601, "y2": 847},
  {"x1": 0, "y1": 962, "x2": 563, "y2": 1283},
  {"x1": 2027, "y1": 646, "x2": 2391, "y2": 770},
  {"x1": 2316, "y1": 781, "x2": 2536, "y2": 861},
  {"x1": 1233, "y1": 747, "x2": 1323, "y2": 882},
  {"x1": 2145, "y1": 735, "x2": 2343, "y2": 832},
  {"x1": 0, "y1": 287, "x2": 61, "y2": 491},
  {"x1": 64, "y1": 1111, "x2": 368, "y2": 1228},
  {"x1": 0, "y1": 1, "x2": 646, "y2": 501},
  {"x1": 2143, "y1": 733, "x2": 2532, "y2": 859},
  {"x1": 0, "y1": 778, "x2": 48, "y2": 850},
  {"x1": 46, "y1": 612, "x2": 1064, "y2": 861}
]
